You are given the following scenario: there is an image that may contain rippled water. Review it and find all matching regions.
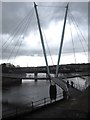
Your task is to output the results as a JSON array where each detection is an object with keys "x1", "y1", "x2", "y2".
[
  {"x1": 2, "y1": 80, "x2": 63, "y2": 106},
  {"x1": 2, "y1": 76, "x2": 87, "y2": 108}
]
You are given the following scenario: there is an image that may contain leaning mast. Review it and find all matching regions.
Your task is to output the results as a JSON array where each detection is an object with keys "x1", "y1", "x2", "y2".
[
  {"x1": 56, "y1": 3, "x2": 69, "y2": 77},
  {"x1": 34, "y1": 2, "x2": 50, "y2": 78}
]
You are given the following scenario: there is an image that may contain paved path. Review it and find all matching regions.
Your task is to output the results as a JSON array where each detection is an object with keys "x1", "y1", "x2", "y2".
[
  {"x1": 2, "y1": 88, "x2": 87, "y2": 120},
  {"x1": 2, "y1": 78, "x2": 85, "y2": 120},
  {"x1": 22, "y1": 86, "x2": 88, "y2": 119},
  {"x1": 19, "y1": 98, "x2": 88, "y2": 119},
  {"x1": 52, "y1": 77, "x2": 82, "y2": 98}
]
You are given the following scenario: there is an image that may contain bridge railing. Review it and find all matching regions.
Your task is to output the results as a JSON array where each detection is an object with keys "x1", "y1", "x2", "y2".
[
  {"x1": 62, "y1": 78, "x2": 86, "y2": 91},
  {"x1": 32, "y1": 92, "x2": 63, "y2": 109},
  {"x1": 2, "y1": 92, "x2": 63, "y2": 119},
  {"x1": 74, "y1": 83, "x2": 85, "y2": 91}
]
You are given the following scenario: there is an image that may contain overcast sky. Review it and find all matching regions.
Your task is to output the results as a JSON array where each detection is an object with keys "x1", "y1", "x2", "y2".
[{"x1": 1, "y1": 1, "x2": 88, "y2": 66}]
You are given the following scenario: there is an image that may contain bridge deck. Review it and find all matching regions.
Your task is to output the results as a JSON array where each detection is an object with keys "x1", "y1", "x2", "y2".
[
  {"x1": 1, "y1": 71, "x2": 89, "y2": 80},
  {"x1": 10, "y1": 87, "x2": 87, "y2": 119},
  {"x1": 51, "y1": 77, "x2": 82, "y2": 98}
]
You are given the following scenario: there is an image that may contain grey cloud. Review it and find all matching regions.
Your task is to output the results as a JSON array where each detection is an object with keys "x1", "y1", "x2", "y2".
[
  {"x1": 2, "y1": 2, "x2": 66, "y2": 35},
  {"x1": 2, "y1": 2, "x2": 88, "y2": 60},
  {"x1": 2, "y1": 2, "x2": 34, "y2": 34},
  {"x1": 2, "y1": 33, "x2": 88, "y2": 60},
  {"x1": 2, "y1": 2, "x2": 88, "y2": 34}
]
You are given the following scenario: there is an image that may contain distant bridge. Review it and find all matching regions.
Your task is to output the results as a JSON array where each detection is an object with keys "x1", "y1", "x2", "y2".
[{"x1": 2, "y1": 71, "x2": 89, "y2": 80}]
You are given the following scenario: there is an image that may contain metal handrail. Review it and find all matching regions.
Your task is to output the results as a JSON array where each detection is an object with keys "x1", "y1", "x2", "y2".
[{"x1": 2, "y1": 92, "x2": 63, "y2": 118}]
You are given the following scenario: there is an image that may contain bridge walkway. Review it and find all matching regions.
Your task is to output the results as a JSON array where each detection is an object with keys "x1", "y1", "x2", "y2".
[
  {"x1": 51, "y1": 77, "x2": 82, "y2": 98},
  {"x1": 1, "y1": 71, "x2": 89, "y2": 79},
  {"x1": 17, "y1": 90, "x2": 88, "y2": 119},
  {"x1": 2, "y1": 87, "x2": 87, "y2": 120},
  {"x1": 2, "y1": 76, "x2": 86, "y2": 119},
  {"x1": 15, "y1": 86, "x2": 88, "y2": 119}
]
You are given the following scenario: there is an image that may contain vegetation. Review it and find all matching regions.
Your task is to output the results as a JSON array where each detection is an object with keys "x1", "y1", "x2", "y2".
[{"x1": 1, "y1": 62, "x2": 89, "y2": 74}]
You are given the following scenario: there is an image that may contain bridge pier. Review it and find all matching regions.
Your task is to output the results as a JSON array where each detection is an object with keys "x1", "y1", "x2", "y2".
[
  {"x1": 34, "y1": 73, "x2": 37, "y2": 82},
  {"x1": 46, "y1": 73, "x2": 48, "y2": 78},
  {"x1": 20, "y1": 78, "x2": 22, "y2": 84},
  {"x1": 63, "y1": 90, "x2": 67, "y2": 100},
  {"x1": 46, "y1": 73, "x2": 49, "y2": 78}
]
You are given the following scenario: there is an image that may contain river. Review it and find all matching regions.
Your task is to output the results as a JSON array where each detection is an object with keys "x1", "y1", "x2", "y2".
[
  {"x1": 2, "y1": 76, "x2": 87, "y2": 112},
  {"x1": 2, "y1": 79, "x2": 63, "y2": 106}
]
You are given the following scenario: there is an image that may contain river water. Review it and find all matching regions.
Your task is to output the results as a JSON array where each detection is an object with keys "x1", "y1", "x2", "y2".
[
  {"x1": 2, "y1": 80, "x2": 63, "y2": 106},
  {"x1": 2, "y1": 76, "x2": 87, "y2": 109}
]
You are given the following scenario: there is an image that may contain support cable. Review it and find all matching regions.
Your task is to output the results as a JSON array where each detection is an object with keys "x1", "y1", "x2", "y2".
[
  {"x1": 7, "y1": 9, "x2": 34, "y2": 63},
  {"x1": 34, "y1": 2, "x2": 51, "y2": 80},
  {"x1": 2, "y1": 13, "x2": 27, "y2": 47},
  {"x1": 41, "y1": 28, "x2": 54, "y2": 65},
  {"x1": 68, "y1": 14, "x2": 76, "y2": 63},
  {"x1": 68, "y1": 11, "x2": 88, "y2": 59},
  {"x1": 37, "y1": 4, "x2": 65, "y2": 8},
  {"x1": 69, "y1": 11, "x2": 88, "y2": 47},
  {"x1": 4, "y1": 9, "x2": 33, "y2": 60},
  {"x1": 56, "y1": 3, "x2": 69, "y2": 77},
  {"x1": 3, "y1": 20, "x2": 27, "y2": 54},
  {"x1": 2, "y1": 8, "x2": 33, "y2": 50},
  {"x1": 38, "y1": 12, "x2": 54, "y2": 65},
  {"x1": 12, "y1": 10, "x2": 34, "y2": 64}
]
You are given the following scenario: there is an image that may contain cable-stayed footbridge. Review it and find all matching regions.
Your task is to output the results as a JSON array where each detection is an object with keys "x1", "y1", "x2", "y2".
[{"x1": 2, "y1": 2, "x2": 88, "y2": 99}]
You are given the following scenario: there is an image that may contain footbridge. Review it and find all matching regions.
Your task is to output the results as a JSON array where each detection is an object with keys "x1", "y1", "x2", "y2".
[{"x1": 2, "y1": 2, "x2": 89, "y2": 100}]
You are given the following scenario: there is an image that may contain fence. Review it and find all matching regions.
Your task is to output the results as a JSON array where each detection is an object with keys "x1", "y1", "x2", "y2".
[
  {"x1": 2, "y1": 92, "x2": 63, "y2": 119},
  {"x1": 63, "y1": 79, "x2": 86, "y2": 91}
]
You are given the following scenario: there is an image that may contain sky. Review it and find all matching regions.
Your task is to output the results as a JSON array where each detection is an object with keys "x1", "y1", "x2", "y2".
[{"x1": 1, "y1": 1, "x2": 88, "y2": 67}]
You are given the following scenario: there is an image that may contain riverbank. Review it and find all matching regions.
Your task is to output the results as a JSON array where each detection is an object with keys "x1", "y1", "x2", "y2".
[
  {"x1": 22, "y1": 87, "x2": 88, "y2": 119},
  {"x1": 2, "y1": 86, "x2": 89, "y2": 119},
  {"x1": 21, "y1": 86, "x2": 89, "y2": 119}
]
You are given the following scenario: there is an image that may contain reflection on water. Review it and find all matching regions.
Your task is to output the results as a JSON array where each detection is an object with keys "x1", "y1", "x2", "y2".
[
  {"x1": 2, "y1": 76, "x2": 87, "y2": 107},
  {"x1": 3, "y1": 80, "x2": 62, "y2": 106}
]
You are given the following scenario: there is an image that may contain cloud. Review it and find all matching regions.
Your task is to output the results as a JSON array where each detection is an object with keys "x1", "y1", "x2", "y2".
[{"x1": 2, "y1": 2, "x2": 88, "y2": 62}]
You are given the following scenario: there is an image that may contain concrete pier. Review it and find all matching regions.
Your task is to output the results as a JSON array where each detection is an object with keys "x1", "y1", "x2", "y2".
[{"x1": 34, "y1": 73, "x2": 37, "y2": 82}]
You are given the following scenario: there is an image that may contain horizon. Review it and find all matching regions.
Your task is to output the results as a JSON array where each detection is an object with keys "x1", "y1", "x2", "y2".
[{"x1": 1, "y1": 61, "x2": 89, "y2": 68}]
